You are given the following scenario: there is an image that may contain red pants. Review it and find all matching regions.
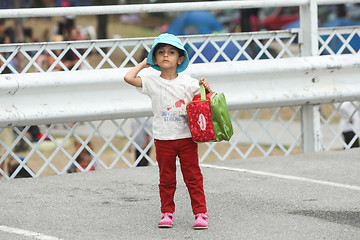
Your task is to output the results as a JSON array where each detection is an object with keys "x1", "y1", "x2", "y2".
[{"x1": 155, "y1": 138, "x2": 207, "y2": 215}]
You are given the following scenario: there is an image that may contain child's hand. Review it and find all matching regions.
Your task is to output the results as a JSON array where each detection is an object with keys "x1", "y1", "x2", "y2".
[
  {"x1": 199, "y1": 77, "x2": 212, "y2": 93},
  {"x1": 124, "y1": 58, "x2": 151, "y2": 87},
  {"x1": 140, "y1": 58, "x2": 151, "y2": 69}
]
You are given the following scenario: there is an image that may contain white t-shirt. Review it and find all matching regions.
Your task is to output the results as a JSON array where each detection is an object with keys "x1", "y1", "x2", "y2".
[{"x1": 139, "y1": 73, "x2": 200, "y2": 140}]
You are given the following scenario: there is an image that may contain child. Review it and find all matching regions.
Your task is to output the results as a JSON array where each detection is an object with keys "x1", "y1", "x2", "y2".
[
  {"x1": 124, "y1": 33, "x2": 211, "y2": 229},
  {"x1": 67, "y1": 141, "x2": 98, "y2": 173}
]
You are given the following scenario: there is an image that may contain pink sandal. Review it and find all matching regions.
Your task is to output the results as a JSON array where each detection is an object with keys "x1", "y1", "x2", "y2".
[
  {"x1": 193, "y1": 213, "x2": 208, "y2": 229},
  {"x1": 158, "y1": 212, "x2": 173, "y2": 228}
]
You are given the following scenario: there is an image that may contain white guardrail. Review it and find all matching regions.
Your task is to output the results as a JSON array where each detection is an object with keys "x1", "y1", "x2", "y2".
[
  {"x1": 1, "y1": 54, "x2": 360, "y2": 128},
  {"x1": 0, "y1": 0, "x2": 359, "y2": 18},
  {"x1": 0, "y1": 1, "x2": 323, "y2": 18}
]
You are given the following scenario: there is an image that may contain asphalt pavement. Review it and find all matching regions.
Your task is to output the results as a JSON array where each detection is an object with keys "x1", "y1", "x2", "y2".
[{"x1": 0, "y1": 149, "x2": 359, "y2": 240}]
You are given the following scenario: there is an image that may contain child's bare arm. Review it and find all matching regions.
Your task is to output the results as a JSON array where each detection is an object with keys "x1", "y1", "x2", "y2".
[
  {"x1": 124, "y1": 59, "x2": 150, "y2": 87},
  {"x1": 199, "y1": 77, "x2": 212, "y2": 93}
]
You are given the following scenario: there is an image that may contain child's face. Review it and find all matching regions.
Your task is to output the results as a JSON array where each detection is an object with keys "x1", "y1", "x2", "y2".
[
  {"x1": 76, "y1": 153, "x2": 92, "y2": 172},
  {"x1": 153, "y1": 44, "x2": 185, "y2": 72}
]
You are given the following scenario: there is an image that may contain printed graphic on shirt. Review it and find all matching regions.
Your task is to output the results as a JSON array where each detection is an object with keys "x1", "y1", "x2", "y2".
[
  {"x1": 167, "y1": 99, "x2": 185, "y2": 111},
  {"x1": 160, "y1": 85, "x2": 188, "y2": 123}
]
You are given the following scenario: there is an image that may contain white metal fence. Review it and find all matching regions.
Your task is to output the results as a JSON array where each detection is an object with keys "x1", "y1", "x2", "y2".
[{"x1": 1, "y1": 0, "x2": 360, "y2": 179}]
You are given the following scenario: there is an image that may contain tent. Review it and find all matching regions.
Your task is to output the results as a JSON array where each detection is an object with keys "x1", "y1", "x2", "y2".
[
  {"x1": 167, "y1": 10, "x2": 224, "y2": 35},
  {"x1": 167, "y1": 11, "x2": 247, "y2": 63}
]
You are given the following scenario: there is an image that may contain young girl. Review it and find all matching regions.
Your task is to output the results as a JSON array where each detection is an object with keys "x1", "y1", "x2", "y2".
[{"x1": 124, "y1": 33, "x2": 211, "y2": 229}]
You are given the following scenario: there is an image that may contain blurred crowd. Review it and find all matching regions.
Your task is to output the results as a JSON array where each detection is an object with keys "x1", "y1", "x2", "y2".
[
  {"x1": 0, "y1": 16, "x2": 96, "y2": 74},
  {"x1": 0, "y1": 15, "x2": 96, "y2": 178}
]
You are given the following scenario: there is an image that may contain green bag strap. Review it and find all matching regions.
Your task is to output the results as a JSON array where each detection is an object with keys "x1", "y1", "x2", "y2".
[{"x1": 200, "y1": 84, "x2": 206, "y2": 101}]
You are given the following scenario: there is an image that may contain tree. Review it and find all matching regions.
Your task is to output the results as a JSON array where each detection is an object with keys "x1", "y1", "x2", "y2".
[{"x1": 93, "y1": 0, "x2": 118, "y2": 40}]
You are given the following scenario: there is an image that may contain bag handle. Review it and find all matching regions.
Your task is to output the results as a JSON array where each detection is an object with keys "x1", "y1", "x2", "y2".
[{"x1": 200, "y1": 84, "x2": 206, "y2": 101}]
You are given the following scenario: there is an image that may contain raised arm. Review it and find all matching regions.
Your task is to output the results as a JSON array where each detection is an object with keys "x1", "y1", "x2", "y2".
[{"x1": 124, "y1": 58, "x2": 150, "y2": 87}]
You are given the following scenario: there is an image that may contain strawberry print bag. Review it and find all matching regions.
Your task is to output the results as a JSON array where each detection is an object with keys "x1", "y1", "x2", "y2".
[
  {"x1": 187, "y1": 84, "x2": 233, "y2": 143},
  {"x1": 186, "y1": 85, "x2": 216, "y2": 142}
]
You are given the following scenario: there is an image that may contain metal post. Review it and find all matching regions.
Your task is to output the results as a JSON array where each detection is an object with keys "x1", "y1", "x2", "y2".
[
  {"x1": 299, "y1": 0, "x2": 323, "y2": 152},
  {"x1": 301, "y1": 105, "x2": 323, "y2": 152}
]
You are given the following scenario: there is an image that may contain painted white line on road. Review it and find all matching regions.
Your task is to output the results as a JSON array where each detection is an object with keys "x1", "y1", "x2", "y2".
[
  {"x1": 201, "y1": 164, "x2": 360, "y2": 191},
  {"x1": 0, "y1": 225, "x2": 63, "y2": 240}
]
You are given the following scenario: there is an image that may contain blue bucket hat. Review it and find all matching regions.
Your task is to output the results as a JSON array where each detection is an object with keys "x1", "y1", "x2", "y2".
[{"x1": 147, "y1": 33, "x2": 189, "y2": 73}]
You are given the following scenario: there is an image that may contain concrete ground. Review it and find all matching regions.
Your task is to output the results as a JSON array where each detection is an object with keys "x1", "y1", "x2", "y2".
[{"x1": 0, "y1": 149, "x2": 359, "y2": 240}]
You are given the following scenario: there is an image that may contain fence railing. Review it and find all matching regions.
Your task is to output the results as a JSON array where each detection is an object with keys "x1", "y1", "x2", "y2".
[{"x1": 1, "y1": 0, "x2": 360, "y2": 179}]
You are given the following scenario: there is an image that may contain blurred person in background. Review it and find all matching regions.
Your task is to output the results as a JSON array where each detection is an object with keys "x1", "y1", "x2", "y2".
[
  {"x1": 338, "y1": 102, "x2": 360, "y2": 148},
  {"x1": 130, "y1": 117, "x2": 152, "y2": 167},
  {"x1": 67, "y1": 140, "x2": 100, "y2": 173},
  {"x1": 7, "y1": 156, "x2": 32, "y2": 178}
]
